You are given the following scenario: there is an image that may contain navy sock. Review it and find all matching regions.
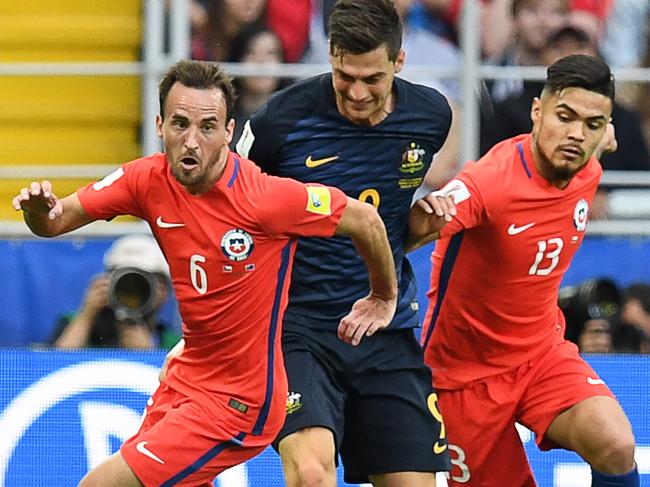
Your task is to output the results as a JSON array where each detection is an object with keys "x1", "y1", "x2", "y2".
[{"x1": 592, "y1": 466, "x2": 639, "y2": 487}]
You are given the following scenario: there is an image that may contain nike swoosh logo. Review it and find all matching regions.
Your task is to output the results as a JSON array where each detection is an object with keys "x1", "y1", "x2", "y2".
[
  {"x1": 587, "y1": 377, "x2": 606, "y2": 386},
  {"x1": 136, "y1": 441, "x2": 165, "y2": 464},
  {"x1": 433, "y1": 441, "x2": 448, "y2": 454},
  {"x1": 156, "y1": 216, "x2": 185, "y2": 228},
  {"x1": 305, "y1": 155, "x2": 339, "y2": 168},
  {"x1": 507, "y1": 222, "x2": 535, "y2": 235}
]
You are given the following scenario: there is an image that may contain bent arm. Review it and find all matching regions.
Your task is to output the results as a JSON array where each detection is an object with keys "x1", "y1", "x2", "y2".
[
  {"x1": 406, "y1": 191, "x2": 456, "y2": 252},
  {"x1": 333, "y1": 198, "x2": 398, "y2": 345},
  {"x1": 334, "y1": 198, "x2": 397, "y2": 302},
  {"x1": 12, "y1": 181, "x2": 94, "y2": 237}
]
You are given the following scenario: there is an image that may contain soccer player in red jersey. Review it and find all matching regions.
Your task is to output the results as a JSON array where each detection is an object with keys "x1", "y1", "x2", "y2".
[
  {"x1": 410, "y1": 54, "x2": 639, "y2": 487},
  {"x1": 12, "y1": 60, "x2": 399, "y2": 486}
]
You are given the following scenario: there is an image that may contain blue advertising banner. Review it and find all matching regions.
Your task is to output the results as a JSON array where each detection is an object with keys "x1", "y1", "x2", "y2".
[{"x1": 1, "y1": 349, "x2": 649, "y2": 486}]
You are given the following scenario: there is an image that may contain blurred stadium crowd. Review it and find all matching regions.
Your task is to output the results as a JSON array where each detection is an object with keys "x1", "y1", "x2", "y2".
[{"x1": 2, "y1": 0, "x2": 650, "y2": 352}]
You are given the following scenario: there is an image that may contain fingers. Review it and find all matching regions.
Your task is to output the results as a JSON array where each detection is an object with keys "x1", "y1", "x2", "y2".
[
  {"x1": 12, "y1": 180, "x2": 61, "y2": 218},
  {"x1": 427, "y1": 194, "x2": 456, "y2": 222},
  {"x1": 337, "y1": 296, "x2": 395, "y2": 346},
  {"x1": 418, "y1": 193, "x2": 457, "y2": 221},
  {"x1": 337, "y1": 317, "x2": 369, "y2": 346},
  {"x1": 48, "y1": 199, "x2": 63, "y2": 220}
]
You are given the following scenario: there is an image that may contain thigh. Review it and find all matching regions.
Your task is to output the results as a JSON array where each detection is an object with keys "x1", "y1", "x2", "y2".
[
  {"x1": 273, "y1": 328, "x2": 346, "y2": 451},
  {"x1": 518, "y1": 340, "x2": 614, "y2": 451},
  {"x1": 121, "y1": 384, "x2": 264, "y2": 486},
  {"x1": 341, "y1": 331, "x2": 450, "y2": 485},
  {"x1": 440, "y1": 384, "x2": 535, "y2": 487}
]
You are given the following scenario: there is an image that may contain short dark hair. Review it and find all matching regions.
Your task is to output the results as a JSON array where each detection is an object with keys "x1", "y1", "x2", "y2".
[
  {"x1": 544, "y1": 54, "x2": 615, "y2": 103},
  {"x1": 328, "y1": 0, "x2": 402, "y2": 62},
  {"x1": 159, "y1": 60, "x2": 236, "y2": 121}
]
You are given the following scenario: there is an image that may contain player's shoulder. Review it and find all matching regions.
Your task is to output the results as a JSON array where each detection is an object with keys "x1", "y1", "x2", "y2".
[
  {"x1": 258, "y1": 73, "x2": 332, "y2": 123},
  {"x1": 395, "y1": 77, "x2": 450, "y2": 113},
  {"x1": 122, "y1": 152, "x2": 167, "y2": 177},
  {"x1": 474, "y1": 134, "x2": 526, "y2": 176}
]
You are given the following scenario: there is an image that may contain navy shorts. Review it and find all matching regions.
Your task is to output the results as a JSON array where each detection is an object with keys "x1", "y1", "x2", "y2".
[{"x1": 274, "y1": 325, "x2": 450, "y2": 484}]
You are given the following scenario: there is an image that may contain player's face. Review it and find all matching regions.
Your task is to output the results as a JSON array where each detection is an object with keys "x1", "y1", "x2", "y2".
[
  {"x1": 330, "y1": 45, "x2": 405, "y2": 126},
  {"x1": 531, "y1": 87, "x2": 612, "y2": 187},
  {"x1": 156, "y1": 82, "x2": 234, "y2": 194}
]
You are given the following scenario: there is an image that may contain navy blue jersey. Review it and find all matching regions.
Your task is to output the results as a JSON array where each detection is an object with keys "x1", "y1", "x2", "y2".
[{"x1": 236, "y1": 73, "x2": 451, "y2": 331}]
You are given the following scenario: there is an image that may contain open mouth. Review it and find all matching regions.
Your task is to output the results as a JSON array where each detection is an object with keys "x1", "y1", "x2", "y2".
[{"x1": 180, "y1": 156, "x2": 199, "y2": 170}]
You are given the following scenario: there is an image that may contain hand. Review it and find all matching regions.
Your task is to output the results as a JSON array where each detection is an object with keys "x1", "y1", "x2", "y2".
[
  {"x1": 12, "y1": 180, "x2": 63, "y2": 220},
  {"x1": 78, "y1": 275, "x2": 110, "y2": 319},
  {"x1": 594, "y1": 123, "x2": 617, "y2": 159},
  {"x1": 412, "y1": 190, "x2": 457, "y2": 237},
  {"x1": 159, "y1": 338, "x2": 184, "y2": 382},
  {"x1": 337, "y1": 294, "x2": 397, "y2": 346}
]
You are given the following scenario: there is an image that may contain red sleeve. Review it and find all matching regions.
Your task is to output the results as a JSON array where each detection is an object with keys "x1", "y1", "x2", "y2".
[
  {"x1": 438, "y1": 159, "x2": 507, "y2": 238},
  {"x1": 77, "y1": 161, "x2": 145, "y2": 221},
  {"x1": 254, "y1": 175, "x2": 347, "y2": 238}
]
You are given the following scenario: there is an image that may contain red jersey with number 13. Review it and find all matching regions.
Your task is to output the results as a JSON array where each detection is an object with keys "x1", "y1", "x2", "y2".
[{"x1": 421, "y1": 134, "x2": 602, "y2": 389}]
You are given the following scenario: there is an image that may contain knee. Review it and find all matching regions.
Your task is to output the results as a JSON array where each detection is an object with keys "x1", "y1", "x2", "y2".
[
  {"x1": 281, "y1": 446, "x2": 336, "y2": 487},
  {"x1": 291, "y1": 459, "x2": 336, "y2": 487},
  {"x1": 590, "y1": 432, "x2": 636, "y2": 474}
]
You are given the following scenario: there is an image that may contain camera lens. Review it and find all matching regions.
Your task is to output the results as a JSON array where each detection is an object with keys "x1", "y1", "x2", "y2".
[
  {"x1": 115, "y1": 272, "x2": 151, "y2": 308},
  {"x1": 108, "y1": 268, "x2": 158, "y2": 321}
]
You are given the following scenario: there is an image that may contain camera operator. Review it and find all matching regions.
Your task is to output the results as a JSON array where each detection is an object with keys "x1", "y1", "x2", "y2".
[{"x1": 51, "y1": 234, "x2": 180, "y2": 349}]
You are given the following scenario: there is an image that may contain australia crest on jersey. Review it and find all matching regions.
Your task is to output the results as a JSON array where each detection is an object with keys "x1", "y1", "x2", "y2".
[
  {"x1": 573, "y1": 198, "x2": 589, "y2": 232},
  {"x1": 221, "y1": 228, "x2": 255, "y2": 261},
  {"x1": 399, "y1": 142, "x2": 426, "y2": 174}
]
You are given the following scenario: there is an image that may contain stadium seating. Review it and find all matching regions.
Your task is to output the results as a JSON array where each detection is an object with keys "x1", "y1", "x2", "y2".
[{"x1": 0, "y1": 0, "x2": 142, "y2": 220}]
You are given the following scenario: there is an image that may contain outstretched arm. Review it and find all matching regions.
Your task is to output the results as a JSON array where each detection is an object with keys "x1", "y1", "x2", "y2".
[
  {"x1": 406, "y1": 191, "x2": 456, "y2": 252},
  {"x1": 12, "y1": 180, "x2": 94, "y2": 237},
  {"x1": 334, "y1": 198, "x2": 398, "y2": 346}
]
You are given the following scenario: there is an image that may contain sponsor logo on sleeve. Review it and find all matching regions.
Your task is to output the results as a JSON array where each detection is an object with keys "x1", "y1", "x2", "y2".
[
  {"x1": 306, "y1": 186, "x2": 332, "y2": 215},
  {"x1": 93, "y1": 168, "x2": 125, "y2": 191},
  {"x1": 439, "y1": 179, "x2": 471, "y2": 204}
]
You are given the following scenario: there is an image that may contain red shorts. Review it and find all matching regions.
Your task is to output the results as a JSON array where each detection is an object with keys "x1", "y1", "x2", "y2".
[
  {"x1": 121, "y1": 383, "x2": 266, "y2": 487},
  {"x1": 437, "y1": 340, "x2": 614, "y2": 487}
]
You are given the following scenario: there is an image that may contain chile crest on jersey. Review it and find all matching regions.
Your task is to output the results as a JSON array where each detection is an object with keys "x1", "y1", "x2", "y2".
[
  {"x1": 573, "y1": 198, "x2": 589, "y2": 232},
  {"x1": 221, "y1": 228, "x2": 255, "y2": 261}
]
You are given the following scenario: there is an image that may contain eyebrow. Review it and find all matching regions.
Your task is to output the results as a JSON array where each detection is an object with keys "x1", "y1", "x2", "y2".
[
  {"x1": 334, "y1": 68, "x2": 386, "y2": 81},
  {"x1": 170, "y1": 114, "x2": 219, "y2": 124},
  {"x1": 556, "y1": 103, "x2": 608, "y2": 122}
]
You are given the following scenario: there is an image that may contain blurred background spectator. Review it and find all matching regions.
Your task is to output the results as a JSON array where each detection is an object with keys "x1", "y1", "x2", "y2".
[
  {"x1": 561, "y1": 279, "x2": 650, "y2": 354},
  {"x1": 191, "y1": 0, "x2": 267, "y2": 61},
  {"x1": 578, "y1": 318, "x2": 614, "y2": 353},
  {"x1": 487, "y1": 0, "x2": 569, "y2": 104},
  {"x1": 619, "y1": 283, "x2": 650, "y2": 347},
  {"x1": 51, "y1": 235, "x2": 179, "y2": 350},
  {"x1": 482, "y1": 22, "x2": 650, "y2": 172},
  {"x1": 228, "y1": 23, "x2": 293, "y2": 144}
]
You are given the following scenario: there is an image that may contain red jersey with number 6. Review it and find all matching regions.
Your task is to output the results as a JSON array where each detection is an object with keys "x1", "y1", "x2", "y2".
[
  {"x1": 421, "y1": 134, "x2": 602, "y2": 389},
  {"x1": 77, "y1": 152, "x2": 347, "y2": 444}
]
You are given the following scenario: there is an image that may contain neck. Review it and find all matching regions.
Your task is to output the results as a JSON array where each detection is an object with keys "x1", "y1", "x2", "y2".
[
  {"x1": 185, "y1": 149, "x2": 229, "y2": 195},
  {"x1": 530, "y1": 138, "x2": 571, "y2": 189}
]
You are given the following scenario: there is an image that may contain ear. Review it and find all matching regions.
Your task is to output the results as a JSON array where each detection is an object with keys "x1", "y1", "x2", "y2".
[
  {"x1": 530, "y1": 97, "x2": 541, "y2": 125},
  {"x1": 155, "y1": 114, "x2": 163, "y2": 139},
  {"x1": 394, "y1": 48, "x2": 406, "y2": 74},
  {"x1": 225, "y1": 118, "x2": 235, "y2": 145}
]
